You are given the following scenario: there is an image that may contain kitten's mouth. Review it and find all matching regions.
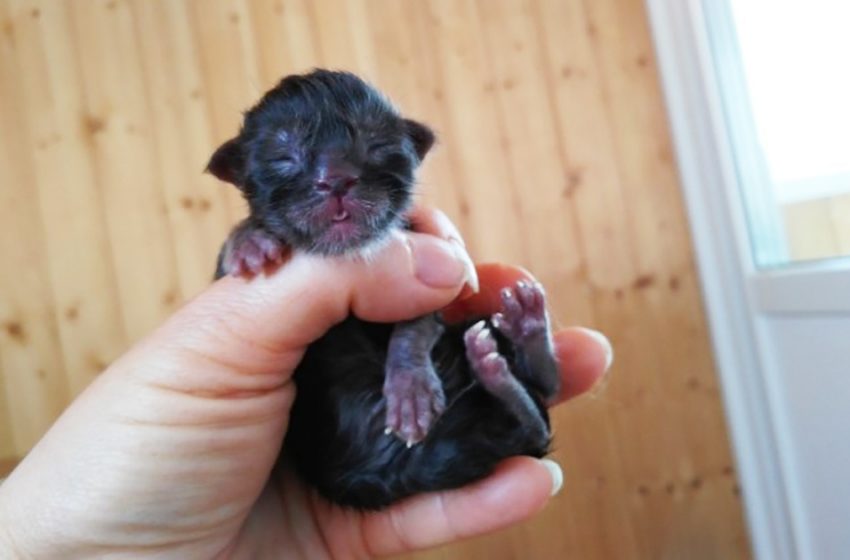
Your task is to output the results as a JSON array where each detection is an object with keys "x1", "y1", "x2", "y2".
[
  {"x1": 304, "y1": 194, "x2": 391, "y2": 254},
  {"x1": 332, "y1": 208, "x2": 350, "y2": 222}
]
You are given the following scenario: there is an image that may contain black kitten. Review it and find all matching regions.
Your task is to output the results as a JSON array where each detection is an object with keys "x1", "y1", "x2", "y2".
[{"x1": 209, "y1": 70, "x2": 560, "y2": 509}]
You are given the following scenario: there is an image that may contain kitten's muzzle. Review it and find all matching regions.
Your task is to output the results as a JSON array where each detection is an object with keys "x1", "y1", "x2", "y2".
[
  {"x1": 314, "y1": 157, "x2": 361, "y2": 195},
  {"x1": 314, "y1": 174, "x2": 360, "y2": 194}
]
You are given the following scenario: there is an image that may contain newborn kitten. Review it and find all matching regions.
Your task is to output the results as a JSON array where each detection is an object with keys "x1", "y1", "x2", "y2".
[{"x1": 209, "y1": 70, "x2": 560, "y2": 509}]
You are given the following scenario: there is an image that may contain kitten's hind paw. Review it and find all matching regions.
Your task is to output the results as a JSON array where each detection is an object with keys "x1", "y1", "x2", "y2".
[
  {"x1": 491, "y1": 280, "x2": 549, "y2": 345},
  {"x1": 464, "y1": 321, "x2": 513, "y2": 390},
  {"x1": 383, "y1": 366, "x2": 446, "y2": 447}
]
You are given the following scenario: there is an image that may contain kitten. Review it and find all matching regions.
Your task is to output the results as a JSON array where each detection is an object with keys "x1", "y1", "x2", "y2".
[{"x1": 209, "y1": 70, "x2": 560, "y2": 509}]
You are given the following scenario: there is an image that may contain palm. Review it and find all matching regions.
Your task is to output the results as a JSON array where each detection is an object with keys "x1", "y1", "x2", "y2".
[
  {"x1": 224, "y1": 464, "x2": 399, "y2": 559},
  {"x1": 234, "y1": 457, "x2": 544, "y2": 560}
]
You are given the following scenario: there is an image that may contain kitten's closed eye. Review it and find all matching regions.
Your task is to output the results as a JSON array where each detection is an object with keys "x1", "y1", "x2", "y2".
[
  {"x1": 367, "y1": 141, "x2": 399, "y2": 158},
  {"x1": 261, "y1": 130, "x2": 302, "y2": 170},
  {"x1": 273, "y1": 153, "x2": 298, "y2": 165},
  {"x1": 265, "y1": 148, "x2": 302, "y2": 175}
]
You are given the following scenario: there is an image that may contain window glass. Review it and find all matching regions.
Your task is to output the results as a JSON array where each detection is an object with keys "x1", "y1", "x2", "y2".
[{"x1": 715, "y1": 0, "x2": 850, "y2": 267}]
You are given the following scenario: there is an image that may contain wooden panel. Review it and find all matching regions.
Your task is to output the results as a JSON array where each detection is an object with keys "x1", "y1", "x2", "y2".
[
  {"x1": 0, "y1": 0, "x2": 70, "y2": 454},
  {"x1": 0, "y1": 0, "x2": 750, "y2": 557}
]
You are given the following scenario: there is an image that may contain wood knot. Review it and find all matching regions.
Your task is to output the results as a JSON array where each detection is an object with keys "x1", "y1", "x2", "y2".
[
  {"x1": 2, "y1": 19, "x2": 14, "y2": 43},
  {"x1": 83, "y1": 114, "x2": 106, "y2": 136},
  {"x1": 65, "y1": 306, "x2": 79, "y2": 321},
  {"x1": 88, "y1": 352, "x2": 108, "y2": 373},
  {"x1": 632, "y1": 274, "x2": 655, "y2": 290},
  {"x1": 668, "y1": 276, "x2": 681, "y2": 291},
  {"x1": 162, "y1": 290, "x2": 178, "y2": 306},
  {"x1": 562, "y1": 168, "x2": 584, "y2": 198},
  {"x1": 4, "y1": 321, "x2": 27, "y2": 343}
]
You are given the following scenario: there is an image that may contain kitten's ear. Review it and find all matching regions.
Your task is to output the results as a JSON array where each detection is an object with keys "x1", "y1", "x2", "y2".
[
  {"x1": 403, "y1": 119, "x2": 435, "y2": 160},
  {"x1": 206, "y1": 137, "x2": 246, "y2": 188}
]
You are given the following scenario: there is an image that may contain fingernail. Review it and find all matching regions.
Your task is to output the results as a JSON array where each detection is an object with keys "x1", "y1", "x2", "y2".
[
  {"x1": 577, "y1": 327, "x2": 614, "y2": 372},
  {"x1": 541, "y1": 459, "x2": 564, "y2": 496},
  {"x1": 450, "y1": 237, "x2": 479, "y2": 293},
  {"x1": 409, "y1": 235, "x2": 471, "y2": 290}
]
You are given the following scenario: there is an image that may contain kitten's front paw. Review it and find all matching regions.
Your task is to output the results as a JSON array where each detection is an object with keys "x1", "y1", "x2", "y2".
[
  {"x1": 491, "y1": 280, "x2": 549, "y2": 344},
  {"x1": 383, "y1": 366, "x2": 446, "y2": 447},
  {"x1": 222, "y1": 228, "x2": 284, "y2": 276}
]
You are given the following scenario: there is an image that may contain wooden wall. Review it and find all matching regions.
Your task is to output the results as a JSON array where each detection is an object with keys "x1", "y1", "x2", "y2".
[{"x1": 0, "y1": 0, "x2": 751, "y2": 558}]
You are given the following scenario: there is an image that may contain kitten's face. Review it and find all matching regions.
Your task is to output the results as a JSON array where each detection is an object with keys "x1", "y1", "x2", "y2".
[{"x1": 208, "y1": 70, "x2": 434, "y2": 255}]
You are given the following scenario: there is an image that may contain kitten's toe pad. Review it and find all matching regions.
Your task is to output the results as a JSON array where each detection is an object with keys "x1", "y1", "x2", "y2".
[
  {"x1": 384, "y1": 367, "x2": 446, "y2": 446},
  {"x1": 464, "y1": 321, "x2": 512, "y2": 390},
  {"x1": 222, "y1": 229, "x2": 284, "y2": 276},
  {"x1": 491, "y1": 280, "x2": 548, "y2": 344}
]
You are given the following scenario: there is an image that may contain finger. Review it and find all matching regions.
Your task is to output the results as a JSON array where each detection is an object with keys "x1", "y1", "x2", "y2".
[
  {"x1": 359, "y1": 457, "x2": 558, "y2": 556},
  {"x1": 552, "y1": 327, "x2": 613, "y2": 404},
  {"x1": 408, "y1": 205, "x2": 478, "y2": 295},
  {"x1": 441, "y1": 263, "x2": 532, "y2": 323},
  {"x1": 407, "y1": 205, "x2": 463, "y2": 241}
]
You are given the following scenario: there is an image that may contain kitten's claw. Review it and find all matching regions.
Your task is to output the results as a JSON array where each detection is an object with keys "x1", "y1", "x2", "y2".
[
  {"x1": 492, "y1": 280, "x2": 549, "y2": 344},
  {"x1": 222, "y1": 227, "x2": 285, "y2": 277},
  {"x1": 383, "y1": 365, "x2": 445, "y2": 445}
]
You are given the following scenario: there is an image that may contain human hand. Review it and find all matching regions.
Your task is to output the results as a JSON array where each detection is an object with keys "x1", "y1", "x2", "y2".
[{"x1": 0, "y1": 207, "x2": 612, "y2": 559}]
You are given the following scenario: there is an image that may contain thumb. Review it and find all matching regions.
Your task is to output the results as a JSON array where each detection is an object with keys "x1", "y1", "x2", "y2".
[{"x1": 128, "y1": 226, "x2": 476, "y2": 393}]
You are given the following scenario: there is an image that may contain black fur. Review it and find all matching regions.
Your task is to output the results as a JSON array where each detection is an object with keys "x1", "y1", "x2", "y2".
[
  {"x1": 285, "y1": 318, "x2": 551, "y2": 510},
  {"x1": 210, "y1": 70, "x2": 555, "y2": 510}
]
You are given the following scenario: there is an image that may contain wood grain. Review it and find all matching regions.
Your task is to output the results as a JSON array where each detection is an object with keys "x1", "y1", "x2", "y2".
[{"x1": 0, "y1": 0, "x2": 750, "y2": 557}]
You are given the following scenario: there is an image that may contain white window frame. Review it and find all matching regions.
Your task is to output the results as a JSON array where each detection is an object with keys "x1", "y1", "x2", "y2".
[{"x1": 646, "y1": 1, "x2": 850, "y2": 558}]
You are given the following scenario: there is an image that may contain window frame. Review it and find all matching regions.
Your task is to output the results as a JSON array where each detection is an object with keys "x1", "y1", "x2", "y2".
[{"x1": 643, "y1": 0, "x2": 840, "y2": 558}]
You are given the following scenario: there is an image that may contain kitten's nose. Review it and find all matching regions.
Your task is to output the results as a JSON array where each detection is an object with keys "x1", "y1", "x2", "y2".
[{"x1": 314, "y1": 174, "x2": 360, "y2": 194}]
